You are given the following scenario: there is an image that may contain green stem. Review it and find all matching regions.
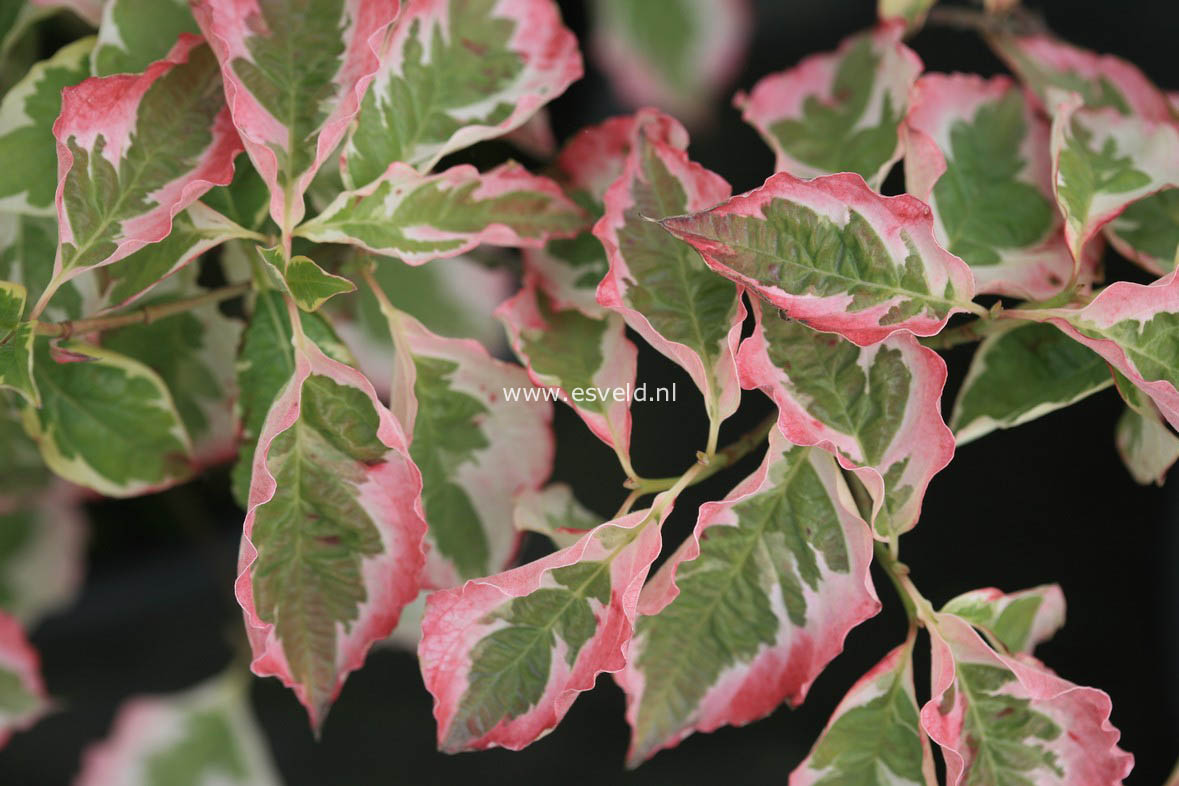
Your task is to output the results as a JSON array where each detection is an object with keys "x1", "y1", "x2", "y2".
[
  {"x1": 919, "y1": 315, "x2": 1004, "y2": 350},
  {"x1": 629, "y1": 412, "x2": 776, "y2": 495},
  {"x1": 34, "y1": 281, "x2": 252, "y2": 338}
]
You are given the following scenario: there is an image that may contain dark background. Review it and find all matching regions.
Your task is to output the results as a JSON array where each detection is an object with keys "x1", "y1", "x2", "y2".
[{"x1": 4, "y1": 0, "x2": 1178, "y2": 783}]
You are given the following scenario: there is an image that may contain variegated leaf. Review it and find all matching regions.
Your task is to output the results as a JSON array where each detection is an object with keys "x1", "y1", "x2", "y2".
[
  {"x1": 738, "y1": 299, "x2": 954, "y2": 536},
  {"x1": 0, "y1": 36, "x2": 92, "y2": 215},
  {"x1": 98, "y1": 202, "x2": 260, "y2": 310},
  {"x1": 950, "y1": 321, "x2": 1112, "y2": 445},
  {"x1": 238, "y1": 320, "x2": 427, "y2": 729},
  {"x1": 75, "y1": 671, "x2": 281, "y2": 786},
  {"x1": 593, "y1": 113, "x2": 743, "y2": 432},
  {"x1": 420, "y1": 501, "x2": 668, "y2": 753},
  {"x1": 662, "y1": 171, "x2": 979, "y2": 347},
  {"x1": 232, "y1": 288, "x2": 355, "y2": 507},
  {"x1": 29, "y1": 0, "x2": 103, "y2": 26},
  {"x1": 0, "y1": 398, "x2": 51, "y2": 507},
  {"x1": 1051, "y1": 95, "x2": 1179, "y2": 263},
  {"x1": 941, "y1": 585, "x2": 1065, "y2": 654},
  {"x1": 617, "y1": 428, "x2": 878, "y2": 765},
  {"x1": 190, "y1": 0, "x2": 397, "y2": 233},
  {"x1": 381, "y1": 305, "x2": 552, "y2": 588},
  {"x1": 101, "y1": 279, "x2": 244, "y2": 468},
  {"x1": 525, "y1": 110, "x2": 687, "y2": 317},
  {"x1": 735, "y1": 24, "x2": 921, "y2": 189},
  {"x1": 297, "y1": 161, "x2": 585, "y2": 264},
  {"x1": 589, "y1": 0, "x2": 750, "y2": 124},
  {"x1": 1105, "y1": 188, "x2": 1179, "y2": 276},
  {"x1": 0, "y1": 609, "x2": 49, "y2": 749},
  {"x1": 988, "y1": 33, "x2": 1175, "y2": 122},
  {"x1": 0, "y1": 213, "x2": 101, "y2": 323},
  {"x1": 513, "y1": 483, "x2": 601, "y2": 550},
  {"x1": 1014, "y1": 270, "x2": 1179, "y2": 431},
  {"x1": 255, "y1": 245, "x2": 354, "y2": 313},
  {"x1": 22, "y1": 339, "x2": 193, "y2": 497},
  {"x1": 790, "y1": 633, "x2": 935, "y2": 786},
  {"x1": 0, "y1": 282, "x2": 37, "y2": 406},
  {"x1": 43, "y1": 36, "x2": 241, "y2": 314},
  {"x1": 903, "y1": 74, "x2": 1076, "y2": 299},
  {"x1": 343, "y1": 0, "x2": 581, "y2": 185},
  {"x1": 496, "y1": 272, "x2": 636, "y2": 459},
  {"x1": 922, "y1": 612, "x2": 1133, "y2": 786},
  {"x1": 199, "y1": 152, "x2": 272, "y2": 232},
  {"x1": 1113, "y1": 369, "x2": 1179, "y2": 485},
  {"x1": 0, "y1": 484, "x2": 87, "y2": 627},
  {"x1": 92, "y1": 0, "x2": 200, "y2": 76}
]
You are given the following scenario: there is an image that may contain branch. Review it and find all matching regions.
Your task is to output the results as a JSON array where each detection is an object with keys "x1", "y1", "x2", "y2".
[
  {"x1": 628, "y1": 411, "x2": 777, "y2": 495},
  {"x1": 35, "y1": 281, "x2": 252, "y2": 338}
]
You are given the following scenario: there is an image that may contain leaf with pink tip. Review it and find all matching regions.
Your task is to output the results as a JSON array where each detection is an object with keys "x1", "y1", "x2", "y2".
[
  {"x1": 941, "y1": 584, "x2": 1065, "y2": 654},
  {"x1": 987, "y1": 33, "x2": 1175, "y2": 122},
  {"x1": 735, "y1": 24, "x2": 921, "y2": 189},
  {"x1": 738, "y1": 298, "x2": 954, "y2": 536},
  {"x1": 190, "y1": 0, "x2": 397, "y2": 232},
  {"x1": 1051, "y1": 95, "x2": 1179, "y2": 264},
  {"x1": 790, "y1": 632, "x2": 935, "y2": 786},
  {"x1": 296, "y1": 161, "x2": 586, "y2": 264},
  {"x1": 496, "y1": 272, "x2": 636, "y2": 459},
  {"x1": 903, "y1": 74, "x2": 1076, "y2": 299},
  {"x1": 617, "y1": 428, "x2": 878, "y2": 765},
  {"x1": 592, "y1": 113, "x2": 744, "y2": 430},
  {"x1": 75, "y1": 671, "x2": 281, "y2": 786},
  {"x1": 662, "y1": 171, "x2": 979, "y2": 346},
  {"x1": 45, "y1": 35, "x2": 241, "y2": 311},
  {"x1": 420, "y1": 501, "x2": 668, "y2": 753},
  {"x1": 525, "y1": 110, "x2": 688, "y2": 317},
  {"x1": 0, "y1": 610, "x2": 49, "y2": 749},
  {"x1": 379, "y1": 304, "x2": 553, "y2": 589},
  {"x1": 922, "y1": 611, "x2": 1133, "y2": 786},
  {"x1": 589, "y1": 0, "x2": 750, "y2": 124},
  {"x1": 237, "y1": 317, "x2": 427, "y2": 729},
  {"x1": 343, "y1": 0, "x2": 581, "y2": 186},
  {"x1": 1014, "y1": 270, "x2": 1179, "y2": 432},
  {"x1": 1115, "y1": 384, "x2": 1179, "y2": 486}
]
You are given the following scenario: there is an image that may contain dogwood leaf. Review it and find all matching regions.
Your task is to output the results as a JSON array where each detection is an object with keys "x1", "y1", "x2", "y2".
[
  {"x1": 29, "y1": 0, "x2": 103, "y2": 26},
  {"x1": 380, "y1": 306, "x2": 552, "y2": 588},
  {"x1": 98, "y1": 202, "x2": 258, "y2": 310},
  {"x1": 23, "y1": 338, "x2": 193, "y2": 497},
  {"x1": 617, "y1": 429, "x2": 878, "y2": 765},
  {"x1": 0, "y1": 400, "x2": 51, "y2": 506},
  {"x1": 950, "y1": 321, "x2": 1112, "y2": 445},
  {"x1": 0, "y1": 486, "x2": 87, "y2": 627},
  {"x1": 513, "y1": 484, "x2": 602, "y2": 550},
  {"x1": 589, "y1": 0, "x2": 750, "y2": 123},
  {"x1": 48, "y1": 36, "x2": 241, "y2": 303},
  {"x1": 1106, "y1": 188, "x2": 1179, "y2": 276},
  {"x1": 92, "y1": 0, "x2": 199, "y2": 76},
  {"x1": 343, "y1": 0, "x2": 581, "y2": 185},
  {"x1": 200, "y1": 153, "x2": 272, "y2": 232},
  {"x1": 75, "y1": 672, "x2": 281, "y2": 786},
  {"x1": 738, "y1": 299, "x2": 954, "y2": 536},
  {"x1": 790, "y1": 633, "x2": 935, "y2": 786},
  {"x1": 904, "y1": 74, "x2": 1075, "y2": 299},
  {"x1": 297, "y1": 161, "x2": 585, "y2": 264},
  {"x1": 0, "y1": 36, "x2": 92, "y2": 215},
  {"x1": 232, "y1": 289, "x2": 354, "y2": 507},
  {"x1": 941, "y1": 585, "x2": 1066, "y2": 654},
  {"x1": 1016, "y1": 271, "x2": 1179, "y2": 431},
  {"x1": 922, "y1": 612, "x2": 1133, "y2": 786},
  {"x1": 0, "y1": 283, "x2": 37, "y2": 406},
  {"x1": 664, "y1": 171, "x2": 979, "y2": 346},
  {"x1": 593, "y1": 114, "x2": 743, "y2": 429},
  {"x1": 735, "y1": 24, "x2": 921, "y2": 188},
  {"x1": 1052, "y1": 96, "x2": 1179, "y2": 263},
  {"x1": 238, "y1": 326, "x2": 427, "y2": 729},
  {"x1": 420, "y1": 502, "x2": 667, "y2": 753},
  {"x1": 1116, "y1": 401, "x2": 1179, "y2": 485},
  {"x1": 525, "y1": 110, "x2": 687, "y2": 317},
  {"x1": 0, "y1": 610, "x2": 48, "y2": 749},
  {"x1": 0, "y1": 213, "x2": 101, "y2": 323},
  {"x1": 191, "y1": 0, "x2": 397, "y2": 232},
  {"x1": 255, "y1": 246, "x2": 354, "y2": 313},
  {"x1": 101, "y1": 283, "x2": 243, "y2": 468},
  {"x1": 988, "y1": 34, "x2": 1174, "y2": 121},
  {"x1": 497, "y1": 273, "x2": 636, "y2": 458}
]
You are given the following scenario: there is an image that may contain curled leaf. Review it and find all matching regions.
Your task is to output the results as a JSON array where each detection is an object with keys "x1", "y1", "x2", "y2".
[{"x1": 940, "y1": 584, "x2": 1066, "y2": 654}]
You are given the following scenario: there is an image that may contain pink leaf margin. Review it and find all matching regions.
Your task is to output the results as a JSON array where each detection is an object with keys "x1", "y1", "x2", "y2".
[
  {"x1": 235, "y1": 315, "x2": 427, "y2": 729},
  {"x1": 0, "y1": 610, "x2": 49, "y2": 749}
]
